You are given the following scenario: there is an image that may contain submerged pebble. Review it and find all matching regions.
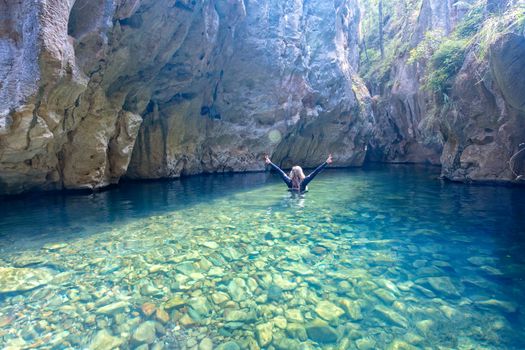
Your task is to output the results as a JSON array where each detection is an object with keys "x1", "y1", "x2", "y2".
[{"x1": 0, "y1": 267, "x2": 54, "y2": 293}]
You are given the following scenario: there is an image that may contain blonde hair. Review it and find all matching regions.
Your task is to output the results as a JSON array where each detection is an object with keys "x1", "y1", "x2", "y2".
[{"x1": 289, "y1": 166, "x2": 305, "y2": 189}]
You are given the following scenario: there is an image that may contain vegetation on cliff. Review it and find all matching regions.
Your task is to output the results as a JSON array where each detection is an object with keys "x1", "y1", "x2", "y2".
[
  {"x1": 414, "y1": 1, "x2": 524, "y2": 92},
  {"x1": 359, "y1": 0, "x2": 525, "y2": 94},
  {"x1": 359, "y1": 0, "x2": 525, "y2": 181},
  {"x1": 361, "y1": 0, "x2": 525, "y2": 93},
  {"x1": 358, "y1": 0, "x2": 421, "y2": 89}
]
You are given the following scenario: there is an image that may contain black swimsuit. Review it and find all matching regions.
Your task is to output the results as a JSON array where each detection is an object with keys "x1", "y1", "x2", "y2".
[{"x1": 269, "y1": 161, "x2": 328, "y2": 193}]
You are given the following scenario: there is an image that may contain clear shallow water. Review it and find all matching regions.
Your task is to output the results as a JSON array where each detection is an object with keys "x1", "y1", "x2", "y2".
[{"x1": 1, "y1": 165, "x2": 525, "y2": 349}]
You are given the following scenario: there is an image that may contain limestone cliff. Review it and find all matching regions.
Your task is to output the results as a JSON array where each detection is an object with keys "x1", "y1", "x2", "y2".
[
  {"x1": 1, "y1": 0, "x2": 524, "y2": 195},
  {"x1": 0, "y1": 0, "x2": 143, "y2": 194},
  {"x1": 361, "y1": 0, "x2": 525, "y2": 182},
  {"x1": 126, "y1": 0, "x2": 372, "y2": 178},
  {"x1": 441, "y1": 31, "x2": 525, "y2": 182},
  {"x1": 363, "y1": 0, "x2": 452, "y2": 165},
  {"x1": 0, "y1": 0, "x2": 372, "y2": 195}
]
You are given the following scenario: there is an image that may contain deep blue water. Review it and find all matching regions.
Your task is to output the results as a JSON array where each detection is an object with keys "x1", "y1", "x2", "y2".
[{"x1": 0, "y1": 165, "x2": 524, "y2": 349}]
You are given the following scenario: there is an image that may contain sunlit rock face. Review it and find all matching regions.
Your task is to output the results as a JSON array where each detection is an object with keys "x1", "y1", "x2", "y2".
[
  {"x1": 441, "y1": 33, "x2": 525, "y2": 182},
  {"x1": 365, "y1": 0, "x2": 525, "y2": 182},
  {"x1": 0, "y1": 0, "x2": 143, "y2": 194},
  {"x1": 365, "y1": 0, "x2": 455, "y2": 165},
  {"x1": 0, "y1": 0, "x2": 372, "y2": 194},
  {"x1": 126, "y1": 0, "x2": 373, "y2": 178}
]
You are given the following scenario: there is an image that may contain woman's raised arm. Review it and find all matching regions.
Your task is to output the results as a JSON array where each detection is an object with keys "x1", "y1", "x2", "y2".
[
  {"x1": 265, "y1": 155, "x2": 292, "y2": 187},
  {"x1": 303, "y1": 154, "x2": 332, "y2": 187}
]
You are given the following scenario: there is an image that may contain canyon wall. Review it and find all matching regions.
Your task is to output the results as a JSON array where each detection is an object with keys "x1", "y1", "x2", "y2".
[
  {"x1": 0, "y1": 0, "x2": 372, "y2": 195},
  {"x1": 128, "y1": 0, "x2": 373, "y2": 178},
  {"x1": 364, "y1": 0, "x2": 452, "y2": 165},
  {"x1": 1, "y1": 0, "x2": 524, "y2": 195},
  {"x1": 441, "y1": 31, "x2": 525, "y2": 182},
  {"x1": 0, "y1": 0, "x2": 144, "y2": 194},
  {"x1": 364, "y1": 0, "x2": 525, "y2": 182}
]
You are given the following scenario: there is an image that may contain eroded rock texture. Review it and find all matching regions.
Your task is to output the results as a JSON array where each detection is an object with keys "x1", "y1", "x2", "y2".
[
  {"x1": 0, "y1": 0, "x2": 143, "y2": 194},
  {"x1": 1, "y1": 0, "x2": 523, "y2": 195},
  {"x1": 365, "y1": 0, "x2": 525, "y2": 183},
  {"x1": 365, "y1": 0, "x2": 457, "y2": 165},
  {"x1": 0, "y1": 0, "x2": 372, "y2": 194},
  {"x1": 441, "y1": 33, "x2": 525, "y2": 182},
  {"x1": 126, "y1": 0, "x2": 373, "y2": 178}
]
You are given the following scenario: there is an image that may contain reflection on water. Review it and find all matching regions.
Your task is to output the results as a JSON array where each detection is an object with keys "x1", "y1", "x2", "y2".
[
  {"x1": 0, "y1": 172, "x2": 270, "y2": 248},
  {"x1": 0, "y1": 165, "x2": 524, "y2": 349}
]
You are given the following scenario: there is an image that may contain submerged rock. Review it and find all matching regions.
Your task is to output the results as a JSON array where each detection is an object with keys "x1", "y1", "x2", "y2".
[
  {"x1": 141, "y1": 302, "x2": 157, "y2": 317},
  {"x1": 211, "y1": 292, "x2": 230, "y2": 305},
  {"x1": 311, "y1": 246, "x2": 327, "y2": 255},
  {"x1": 88, "y1": 329, "x2": 123, "y2": 350},
  {"x1": 306, "y1": 319, "x2": 339, "y2": 343},
  {"x1": 315, "y1": 301, "x2": 345, "y2": 321},
  {"x1": 10, "y1": 255, "x2": 46, "y2": 268},
  {"x1": 284, "y1": 309, "x2": 304, "y2": 323},
  {"x1": 200, "y1": 241, "x2": 219, "y2": 249},
  {"x1": 273, "y1": 315, "x2": 288, "y2": 329},
  {"x1": 176, "y1": 261, "x2": 198, "y2": 275},
  {"x1": 374, "y1": 305, "x2": 408, "y2": 328},
  {"x1": 42, "y1": 243, "x2": 68, "y2": 251},
  {"x1": 179, "y1": 313, "x2": 196, "y2": 326},
  {"x1": 164, "y1": 295, "x2": 186, "y2": 310},
  {"x1": 374, "y1": 288, "x2": 397, "y2": 303},
  {"x1": 199, "y1": 337, "x2": 213, "y2": 350},
  {"x1": 424, "y1": 277, "x2": 460, "y2": 298},
  {"x1": 188, "y1": 296, "x2": 210, "y2": 317},
  {"x1": 267, "y1": 283, "x2": 283, "y2": 302},
  {"x1": 256, "y1": 322, "x2": 273, "y2": 347},
  {"x1": 96, "y1": 301, "x2": 130, "y2": 315},
  {"x1": 476, "y1": 299, "x2": 518, "y2": 313},
  {"x1": 340, "y1": 299, "x2": 363, "y2": 321},
  {"x1": 273, "y1": 336, "x2": 301, "y2": 350},
  {"x1": 208, "y1": 267, "x2": 225, "y2": 277},
  {"x1": 0, "y1": 267, "x2": 53, "y2": 293},
  {"x1": 415, "y1": 320, "x2": 434, "y2": 336},
  {"x1": 356, "y1": 337, "x2": 376, "y2": 350},
  {"x1": 224, "y1": 309, "x2": 256, "y2": 322},
  {"x1": 439, "y1": 305, "x2": 457, "y2": 319},
  {"x1": 228, "y1": 278, "x2": 249, "y2": 302},
  {"x1": 286, "y1": 323, "x2": 308, "y2": 341},
  {"x1": 387, "y1": 339, "x2": 419, "y2": 350},
  {"x1": 282, "y1": 263, "x2": 314, "y2": 276},
  {"x1": 272, "y1": 274, "x2": 297, "y2": 291},
  {"x1": 132, "y1": 321, "x2": 157, "y2": 344},
  {"x1": 155, "y1": 308, "x2": 170, "y2": 324},
  {"x1": 216, "y1": 341, "x2": 241, "y2": 350}
]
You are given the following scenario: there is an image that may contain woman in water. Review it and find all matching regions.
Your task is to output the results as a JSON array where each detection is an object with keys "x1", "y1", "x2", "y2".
[{"x1": 264, "y1": 154, "x2": 333, "y2": 192}]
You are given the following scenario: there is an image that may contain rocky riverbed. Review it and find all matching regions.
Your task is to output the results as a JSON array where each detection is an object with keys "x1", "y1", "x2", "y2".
[{"x1": 0, "y1": 173, "x2": 524, "y2": 349}]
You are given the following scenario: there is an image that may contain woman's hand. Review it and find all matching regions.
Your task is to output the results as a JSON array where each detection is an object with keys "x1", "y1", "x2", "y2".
[
  {"x1": 264, "y1": 154, "x2": 271, "y2": 165},
  {"x1": 326, "y1": 154, "x2": 333, "y2": 164}
]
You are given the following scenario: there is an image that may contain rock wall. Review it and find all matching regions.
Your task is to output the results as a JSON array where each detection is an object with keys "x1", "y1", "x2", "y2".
[
  {"x1": 0, "y1": 0, "x2": 143, "y2": 194},
  {"x1": 0, "y1": 0, "x2": 372, "y2": 195},
  {"x1": 1, "y1": 0, "x2": 524, "y2": 195},
  {"x1": 441, "y1": 32, "x2": 525, "y2": 182},
  {"x1": 365, "y1": 0, "x2": 457, "y2": 165},
  {"x1": 126, "y1": 0, "x2": 373, "y2": 178},
  {"x1": 364, "y1": 0, "x2": 525, "y2": 182}
]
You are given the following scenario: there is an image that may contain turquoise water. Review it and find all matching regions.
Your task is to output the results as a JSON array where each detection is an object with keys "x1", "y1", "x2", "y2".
[{"x1": 1, "y1": 165, "x2": 525, "y2": 349}]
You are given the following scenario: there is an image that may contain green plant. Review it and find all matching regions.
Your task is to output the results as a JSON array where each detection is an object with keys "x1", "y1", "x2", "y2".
[
  {"x1": 424, "y1": 38, "x2": 468, "y2": 92},
  {"x1": 472, "y1": 6, "x2": 525, "y2": 58},
  {"x1": 408, "y1": 29, "x2": 445, "y2": 64},
  {"x1": 454, "y1": 2, "x2": 485, "y2": 39}
]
